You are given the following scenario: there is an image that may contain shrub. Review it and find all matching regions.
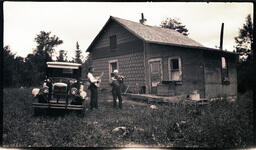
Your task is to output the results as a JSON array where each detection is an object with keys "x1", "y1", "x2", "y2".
[{"x1": 172, "y1": 93, "x2": 254, "y2": 148}]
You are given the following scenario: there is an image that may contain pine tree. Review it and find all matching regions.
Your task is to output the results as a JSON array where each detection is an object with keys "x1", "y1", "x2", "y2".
[
  {"x1": 234, "y1": 14, "x2": 254, "y2": 93},
  {"x1": 234, "y1": 14, "x2": 253, "y2": 62},
  {"x1": 160, "y1": 17, "x2": 189, "y2": 36},
  {"x1": 73, "y1": 41, "x2": 83, "y2": 64}
]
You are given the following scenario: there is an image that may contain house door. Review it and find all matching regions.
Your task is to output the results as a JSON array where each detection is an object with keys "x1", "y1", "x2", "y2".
[{"x1": 149, "y1": 59, "x2": 162, "y2": 94}]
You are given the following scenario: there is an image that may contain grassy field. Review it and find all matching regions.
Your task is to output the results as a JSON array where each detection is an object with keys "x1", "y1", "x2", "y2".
[{"x1": 3, "y1": 88, "x2": 254, "y2": 148}]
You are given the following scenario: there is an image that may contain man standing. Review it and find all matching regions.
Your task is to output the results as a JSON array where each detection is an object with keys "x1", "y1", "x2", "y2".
[
  {"x1": 87, "y1": 67, "x2": 99, "y2": 110},
  {"x1": 110, "y1": 70, "x2": 123, "y2": 109}
]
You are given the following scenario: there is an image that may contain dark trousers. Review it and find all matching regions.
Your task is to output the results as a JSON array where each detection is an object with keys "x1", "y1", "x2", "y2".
[
  {"x1": 112, "y1": 87, "x2": 122, "y2": 109},
  {"x1": 90, "y1": 85, "x2": 98, "y2": 109}
]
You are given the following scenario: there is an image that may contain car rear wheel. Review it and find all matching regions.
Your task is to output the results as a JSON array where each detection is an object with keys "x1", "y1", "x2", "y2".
[{"x1": 78, "y1": 100, "x2": 86, "y2": 117}]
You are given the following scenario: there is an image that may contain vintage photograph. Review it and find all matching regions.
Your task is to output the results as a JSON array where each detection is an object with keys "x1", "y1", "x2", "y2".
[{"x1": 3, "y1": 1, "x2": 254, "y2": 148}]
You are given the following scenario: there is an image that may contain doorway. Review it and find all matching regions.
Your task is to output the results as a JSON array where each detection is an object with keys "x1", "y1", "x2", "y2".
[{"x1": 148, "y1": 58, "x2": 162, "y2": 94}]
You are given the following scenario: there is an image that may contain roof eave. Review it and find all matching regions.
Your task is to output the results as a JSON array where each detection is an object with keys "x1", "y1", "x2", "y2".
[
  {"x1": 147, "y1": 41, "x2": 237, "y2": 55},
  {"x1": 86, "y1": 16, "x2": 113, "y2": 53}
]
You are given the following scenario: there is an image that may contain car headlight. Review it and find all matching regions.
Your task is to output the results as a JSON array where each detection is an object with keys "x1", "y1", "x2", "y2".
[
  {"x1": 71, "y1": 87, "x2": 78, "y2": 95},
  {"x1": 43, "y1": 87, "x2": 49, "y2": 94}
]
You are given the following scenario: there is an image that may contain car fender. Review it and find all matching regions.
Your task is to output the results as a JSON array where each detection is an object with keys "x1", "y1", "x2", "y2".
[{"x1": 32, "y1": 88, "x2": 40, "y2": 97}]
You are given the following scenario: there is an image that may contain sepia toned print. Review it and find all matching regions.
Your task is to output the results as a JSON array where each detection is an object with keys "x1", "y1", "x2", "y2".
[{"x1": 2, "y1": 2, "x2": 254, "y2": 148}]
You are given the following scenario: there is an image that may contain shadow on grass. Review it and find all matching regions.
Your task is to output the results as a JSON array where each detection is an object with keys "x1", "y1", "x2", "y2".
[{"x1": 32, "y1": 109, "x2": 85, "y2": 117}]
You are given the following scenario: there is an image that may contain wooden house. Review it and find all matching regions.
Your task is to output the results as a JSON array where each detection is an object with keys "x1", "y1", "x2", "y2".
[{"x1": 86, "y1": 15, "x2": 238, "y2": 99}]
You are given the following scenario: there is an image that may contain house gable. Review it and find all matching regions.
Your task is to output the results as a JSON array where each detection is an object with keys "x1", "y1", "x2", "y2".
[
  {"x1": 89, "y1": 19, "x2": 144, "y2": 59},
  {"x1": 93, "y1": 20, "x2": 139, "y2": 49},
  {"x1": 87, "y1": 16, "x2": 144, "y2": 53}
]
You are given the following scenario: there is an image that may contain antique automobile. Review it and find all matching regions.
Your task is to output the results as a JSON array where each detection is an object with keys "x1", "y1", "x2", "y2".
[{"x1": 32, "y1": 62, "x2": 88, "y2": 115}]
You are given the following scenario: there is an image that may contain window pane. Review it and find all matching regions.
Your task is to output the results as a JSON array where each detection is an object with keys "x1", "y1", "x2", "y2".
[
  {"x1": 171, "y1": 59, "x2": 179, "y2": 70},
  {"x1": 111, "y1": 62, "x2": 117, "y2": 72},
  {"x1": 169, "y1": 57, "x2": 182, "y2": 81},
  {"x1": 110, "y1": 35, "x2": 117, "y2": 49},
  {"x1": 171, "y1": 71, "x2": 180, "y2": 81}
]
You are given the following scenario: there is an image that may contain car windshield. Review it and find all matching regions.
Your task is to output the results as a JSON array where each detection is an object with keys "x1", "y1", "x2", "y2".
[{"x1": 46, "y1": 67, "x2": 81, "y2": 79}]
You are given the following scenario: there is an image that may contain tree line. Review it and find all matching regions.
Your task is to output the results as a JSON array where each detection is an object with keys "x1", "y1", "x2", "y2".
[
  {"x1": 3, "y1": 15, "x2": 255, "y2": 93},
  {"x1": 3, "y1": 31, "x2": 90, "y2": 87}
]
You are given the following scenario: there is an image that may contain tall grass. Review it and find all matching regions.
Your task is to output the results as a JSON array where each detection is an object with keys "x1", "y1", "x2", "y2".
[{"x1": 3, "y1": 88, "x2": 254, "y2": 148}]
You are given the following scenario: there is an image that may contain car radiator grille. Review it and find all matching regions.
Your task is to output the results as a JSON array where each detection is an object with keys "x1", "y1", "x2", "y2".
[{"x1": 53, "y1": 86, "x2": 67, "y2": 95}]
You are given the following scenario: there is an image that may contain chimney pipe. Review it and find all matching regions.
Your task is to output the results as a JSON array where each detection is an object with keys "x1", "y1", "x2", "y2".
[
  {"x1": 140, "y1": 13, "x2": 147, "y2": 24},
  {"x1": 220, "y1": 23, "x2": 224, "y2": 50}
]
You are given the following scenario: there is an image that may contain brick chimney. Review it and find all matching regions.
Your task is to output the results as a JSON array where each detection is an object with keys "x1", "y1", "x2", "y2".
[{"x1": 139, "y1": 13, "x2": 147, "y2": 25}]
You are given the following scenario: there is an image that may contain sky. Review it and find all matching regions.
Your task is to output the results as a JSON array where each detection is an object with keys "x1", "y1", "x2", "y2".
[{"x1": 3, "y1": 2, "x2": 253, "y2": 61}]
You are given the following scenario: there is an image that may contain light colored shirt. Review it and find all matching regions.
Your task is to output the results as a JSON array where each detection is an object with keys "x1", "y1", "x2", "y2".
[{"x1": 87, "y1": 72, "x2": 98, "y2": 83}]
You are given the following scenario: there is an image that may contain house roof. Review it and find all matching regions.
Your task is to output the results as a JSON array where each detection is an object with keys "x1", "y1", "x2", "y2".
[
  {"x1": 86, "y1": 16, "x2": 237, "y2": 55},
  {"x1": 112, "y1": 16, "x2": 204, "y2": 48}
]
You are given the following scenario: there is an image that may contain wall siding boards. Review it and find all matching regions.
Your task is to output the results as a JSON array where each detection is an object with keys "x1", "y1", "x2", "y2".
[
  {"x1": 146, "y1": 43, "x2": 205, "y2": 97},
  {"x1": 203, "y1": 52, "x2": 237, "y2": 98},
  {"x1": 92, "y1": 40, "x2": 143, "y2": 59}
]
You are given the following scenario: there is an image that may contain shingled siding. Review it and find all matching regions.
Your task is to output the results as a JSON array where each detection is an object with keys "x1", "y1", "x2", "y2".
[
  {"x1": 91, "y1": 52, "x2": 145, "y2": 92},
  {"x1": 146, "y1": 43, "x2": 205, "y2": 97}
]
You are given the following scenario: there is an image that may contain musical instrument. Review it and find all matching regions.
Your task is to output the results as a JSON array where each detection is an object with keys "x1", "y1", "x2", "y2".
[{"x1": 94, "y1": 72, "x2": 104, "y2": 87}]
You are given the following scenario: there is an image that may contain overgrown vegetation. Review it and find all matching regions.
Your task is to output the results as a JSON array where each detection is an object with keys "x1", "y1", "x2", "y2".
[
  {"x1": 3, "y1": 88, "x2": 253, "y2": 148},
  {"x1": 235, "y1": 14, "x2": 255, "y2": 93}
]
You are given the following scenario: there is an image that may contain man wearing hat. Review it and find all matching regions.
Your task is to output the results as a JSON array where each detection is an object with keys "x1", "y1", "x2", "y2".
[
  {"x1": 87, "y1": 67, "x2": 99, "y2": 110},
  {"x1": 110, "y1": 69, "x2": 123, "y2": 109}
]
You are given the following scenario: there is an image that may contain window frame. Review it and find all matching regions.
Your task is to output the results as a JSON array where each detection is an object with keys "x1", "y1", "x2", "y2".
[
  {"x1": 108, "y1": 59, "x2": 119, "y2": 81},
  {"x1": 168, "y1": 56, "x2": 182, "y2": 81}
]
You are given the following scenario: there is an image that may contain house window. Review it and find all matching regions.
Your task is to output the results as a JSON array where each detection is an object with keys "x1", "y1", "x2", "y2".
[
  {"x1": 221, "y1": 57, "x2": 228, "y2": 81},
  {"x1": 109, "y1": 35, "x2": 117, "y2": 50},
  {"x1": 168, "y1": 57, "x2": 182, "y2": 81},
  {"x1": 108, "y1": 60, "x2": 119, "y2": 80}
]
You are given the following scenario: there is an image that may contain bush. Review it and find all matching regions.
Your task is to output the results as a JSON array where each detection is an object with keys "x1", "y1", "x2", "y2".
[{"x1": 172, "y1": 93, "x2": 254, "y2": 148}]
